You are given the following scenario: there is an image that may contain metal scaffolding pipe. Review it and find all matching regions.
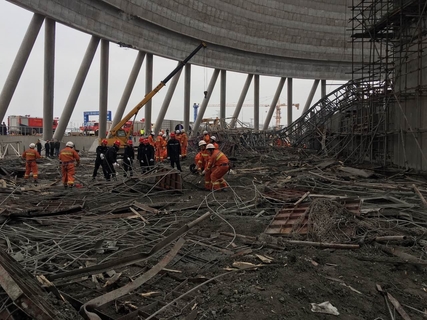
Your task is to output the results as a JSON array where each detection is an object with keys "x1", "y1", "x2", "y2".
[
  {"x1": 53, "y1": 36, "x2": 100, "y2": 141},
  {"x1": 43, "y1": 18, "x2": 55, "y2": 140},
  {"x1": 153, "y1": 62, "x2": 183, "y2": 133},
  {"x1": 303, "y1": 79, "x2": 320, "y2": 113},
  {"x1": 0, "y1": 13, "x2": 44, "y2": 123},
  {"x1": 229, "y1": 74, "x2": 254, "y2": 129},
  {"x1": 184, "y1": 64, "x2": 191, "y2": 133},
  {"x1": 144, "y1": 53, "x2": 153, "y2": 134},
  {"x1": 263, "y1": 77, "x2": 286, "y2": 130},
  {"x1": 111, "y1": 51, "x2": 145, "y2": 131},
  {"x1": 191, "y1": 69, "x2": 220, "y2": 137},
  {"x1": 99, "y1": 39, "x2": 109, "y2": 140}
]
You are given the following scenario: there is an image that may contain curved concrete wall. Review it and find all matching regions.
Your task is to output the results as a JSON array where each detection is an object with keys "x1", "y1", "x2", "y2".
[{"x1": 8, "y1": 0, "x2": 356, "y2": 80}]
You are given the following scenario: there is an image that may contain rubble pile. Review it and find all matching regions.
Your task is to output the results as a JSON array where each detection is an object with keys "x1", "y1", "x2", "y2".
[{"x1": 0, "y1": 145, "x2": 426, "y2": 319}]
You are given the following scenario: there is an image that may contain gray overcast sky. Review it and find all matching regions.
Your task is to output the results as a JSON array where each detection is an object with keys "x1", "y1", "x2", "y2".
[{"x1": 0, "y1": 1, "x2": 335, "y2": 129}]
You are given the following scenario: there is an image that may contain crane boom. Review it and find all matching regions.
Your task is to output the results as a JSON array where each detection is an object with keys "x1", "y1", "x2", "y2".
[{"x1": 107, "y1": 42, "x2": 207, "y2": 143}]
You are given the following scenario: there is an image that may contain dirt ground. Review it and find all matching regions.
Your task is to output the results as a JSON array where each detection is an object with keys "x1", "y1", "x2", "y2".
[{"x1": 0, "y1": 145, "x2": 426, "y2": 319}]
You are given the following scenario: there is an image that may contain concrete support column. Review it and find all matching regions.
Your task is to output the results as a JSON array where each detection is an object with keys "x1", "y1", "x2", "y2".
[
  {"x1": 220, "y1": 70, "x2": 226, "y2": 128},
  {"x1": 184, "y1": 63, "x2": 191, "y2": 133},
  {"x1": 43, "y1": 18, "x2": 55, "y2": 140},
  {"x1": 99, "y1": 39, "x2": 109, "y2": 139},
  {"x1": 263, "y1": 77, "x2": 286, "y2": 130},
  {"x1": 53, "y1": 36, "x2": 100, "y2": 140},
  {"x1": 153, "y1": 62, "x2": 183, "y2": 133},
  {"x1": 192, "y1": 69, "x2": 220, "y2": 137},
  {"x1": 111, "y1": 51, "x2": 145, "y2": 133},
  {"x1": 0, "y1": 13, "x2": 44, "y2": 123},
  {"x1": 229, "y1": 74, "x2": 254, "y2": 129},
  {"x1": 287, "y1": 78, "x2": 293, "y2": 126},
  {"x1": 303, "y1": 79, "x2": 320, "y2": 113},
  {"x1": 254, "y1": 75, "x2": 260, "y2": 130},
  {"x1": 321, "y1": 79, "x2": 327, "y2": 98},
  {"x1": 144, "y1": 53, "x2": 153, "y2": 134}
]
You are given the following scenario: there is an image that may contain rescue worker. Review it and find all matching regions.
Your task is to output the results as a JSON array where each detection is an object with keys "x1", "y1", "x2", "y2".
[
  {"x1": 210, "y1": 136, "x2": 219, "y2": 149},
  {"x1": 155, "y1": 133, "x2": 165, "y2": 162},
  {"x1": 167, "y1": 132, "x2": 182, "y2": 171},
  {"x1": 203, "y1": 130, "x2": 210, "y2": 144},
  {"x1": 137, "y1": 137, "x2": 155, "y2": 173},
  {"x1": 92, "y1": 139, "x2": 108, "y2": 180},
  {"x1": 44, "y1": 140, "x2": 50, "y2": 158},
  {"x1": 205, "y1": 143, "x2": 229, "y2": 191},
  {"x1": 161, "y1": 134, "x2": 168, "y2": 160},
  {"x1": 123, "y1": 139, "x2": 135, "y2": 177},
  {"x1": 49, "y1": 140, "x2": 55, "y2": 157},
  {"x1": 180, "y1": 129, "x2": 188, "y2": 158},
  {"x1": 22, "y1": 143, "x2": 41, "y2": 183},
  {"x1": 54, "y1": 139, "x2": 60, "y2": 157},
  {"x1": 59, "y1": 141, "x2": 80, "y2": 188},
  {"x1": 36, "y1": 139, "x2": 42, "y2": 155},
  {"x1": 148, "y1": 131, "x2": 155, "y2": 147},
  {"x1": 103, "y1": 140, "x2": 120, "y2": 181}
]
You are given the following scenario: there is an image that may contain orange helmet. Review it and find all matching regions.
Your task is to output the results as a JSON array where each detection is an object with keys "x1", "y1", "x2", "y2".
[
  {"x1": 114, "y1": 140, "x2": 121, "y2": 147},
  {"x1": 101, "y1": 139, "x2": 108, "y2": 145},
  {"x1": 127, "y1": 140, "x2": 133, "y2": 145}
]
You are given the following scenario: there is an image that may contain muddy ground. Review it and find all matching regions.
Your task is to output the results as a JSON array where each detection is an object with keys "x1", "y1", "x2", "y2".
[{"x1": 0, "y1": 146, "x2": 426, "y2": 319}]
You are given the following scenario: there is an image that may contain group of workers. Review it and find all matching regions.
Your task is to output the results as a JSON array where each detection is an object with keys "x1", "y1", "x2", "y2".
[
  {"x1": 20, "y1": 128, "x2": 230, "y2": 192},
  {"x1": 22, "y1": 141, "x2": 80, "y2": 188}
]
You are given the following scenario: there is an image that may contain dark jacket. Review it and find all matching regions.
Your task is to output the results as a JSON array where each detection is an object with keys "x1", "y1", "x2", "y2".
[
  {"x1": 137, "y1": 144, "x2": 154, "y2": 163},
  {"x1": 95, "y1": 145, "x2": 108, "y2": 161},
  {"x1": 124, "y1": 145, "x2": 135, "y2": 161},
  {"x1": 167, "y1": 138, "x2": 181, "y2": 160},
  {"x1": 104, "y1": 146, "x2": 118, "y2": 165}
]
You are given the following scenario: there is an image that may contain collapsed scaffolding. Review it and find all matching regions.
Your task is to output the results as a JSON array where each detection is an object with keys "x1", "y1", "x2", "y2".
[{"x1": 276, "y1": 0, "x2": 427, "y2": 169}]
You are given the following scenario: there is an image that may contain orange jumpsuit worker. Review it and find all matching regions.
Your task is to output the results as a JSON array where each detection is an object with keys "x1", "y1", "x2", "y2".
[
  {"x1": 210, "y1": 136, "x2": 219, "y2": 149},
  {"x1": 161, "y1": 134, "x2": 168, "y2": 160},
  {"x1": 194, "y1": 140, "x2": 211, "y2": 190},
  {"x1": 180, "y1": 129, "x2": 188, "y2": 158},
  {"x1": 206, "y1": 143, "x2": 229, "y2": 191},
  {"x1": 148, "y1": 132, "x2": 155, "y2": 147},
  {"x1": 203, "y1": 130, "x2": 210, "y2": 144},
  {"x1": 59, "y1": 141, "x2": 80, "y2": 188},
  {"x1": 155, "y1": 133, "x2": 165, "y2": 162},
  {"x1": 22, "y1": 143, "x2": 41, "y2": 183}
]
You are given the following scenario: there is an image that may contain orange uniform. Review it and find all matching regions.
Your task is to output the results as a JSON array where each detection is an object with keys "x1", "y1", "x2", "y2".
[
  {"x1": 213, "y1": 141, "x2": 219, "y2": 149},
  {"x1": 180, "y1": 132, "x2": 188, "y2": 157},
  {"x1": 148, "y1": 135, "x2": 155, "y2": 147},
  {"x1": 206, "y1": 149, "x2": 229, "y2": 191},
  {"x1": 22, "y1": 148, "x2": 41, "y2": 181},
  {"x1": 155, "y1": 136, "x2": 166, "y2": 162},
  {"x1": 203, "y1": 134, "x2": 210, "y2": 144},
  {"x1": 59, "y1": 146, "x2": 80, "y2": 187}
]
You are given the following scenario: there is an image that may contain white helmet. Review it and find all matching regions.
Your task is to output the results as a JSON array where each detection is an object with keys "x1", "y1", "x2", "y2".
[
  {"x1": 150, "y1": 131, "x2": 155, "y2": 135},
  {"x1": 198, "y1": 140, "x2": 207, "y2": 147},
  {"x1": 206, "y1": 143, "x2": 215, "y2": 150},
  {"x1": 181, "y1": 129, "x2": 185, "y2": 133},
  {"x1": 176, "y1": 129, "x2": 180, "y2": 134},
  {"x1": 158, "y1": 131, "x2": 162, "y2": 136},
  {"x1": 203, "y1": 130, "x2": 208, "y2": 135},
  {"x1": 29, "y1": 143, "x2": 36, "y2": 149},
  {"x1": 162, "y1": 134, "x2": 166, "y2": 138},
  {"x1": 210, "y1": 136, "x2": 217, "y2": 141},
  {"x1": 66, "y1": 141, "x2": 74, "y2": 147}
]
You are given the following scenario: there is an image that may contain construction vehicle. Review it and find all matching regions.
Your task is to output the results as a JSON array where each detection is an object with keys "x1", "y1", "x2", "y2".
[
  {"x1": 8, "y1": 115, "x2": 59, "y2": 135},
  {"x1": 106, "y1": 42, "x2": 207, "y2": 147}
]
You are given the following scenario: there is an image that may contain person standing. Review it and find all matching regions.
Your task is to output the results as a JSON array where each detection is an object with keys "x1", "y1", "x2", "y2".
[
  {"x1": 154, "y1": 133, "x2": 165, "y2": 162},
  {"x1": 205, "y1": 143, "x2": 229, "y2": 191},
  {"x1": 180, "y1": 129, "x2": 188, "y2": 158},
  {"x1": 54, "y1": 140, "x2": 61, "y2": 157},
  {"x1": 45, "y1": 140, "x2": 50, "y2": 157},
  {"x1": 92, "y1": 139, "x2": 108, "y2": 180},
  {"x1": 22, "y1": 143, "x2": 41, "y2": 183},
  {"x1": 49, "y1": 140, "x2": 55, "y2": 157},
  {"x1": 103, "y1": 140, "x2": 120, "y2": 181},
  {"x1": 36, "y1": 139, "x2": 42, "y2": 155},
  {"x1": 203, "y1": 130, "x2": 210, "y2": 144},
  {"x1": 58, "y1": 141, "x2": 80, "y2": 188},
  {"x1": 148, "y1": 131, "x2": 155, "y2": 147},
  {"x1": 167, "y1": 132, "x2": 182, "y2": 172},
  {"x1": 123, "y1": 139, "x2": 135, "y2": 177},
  {"x1": 137, "y1": 138, "x2": 155, "y2": 173}
]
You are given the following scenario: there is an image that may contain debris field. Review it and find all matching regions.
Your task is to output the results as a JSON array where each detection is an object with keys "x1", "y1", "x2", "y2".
[{"x1": 0, "y1": 144, "x2": 426, "y2": 319}]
